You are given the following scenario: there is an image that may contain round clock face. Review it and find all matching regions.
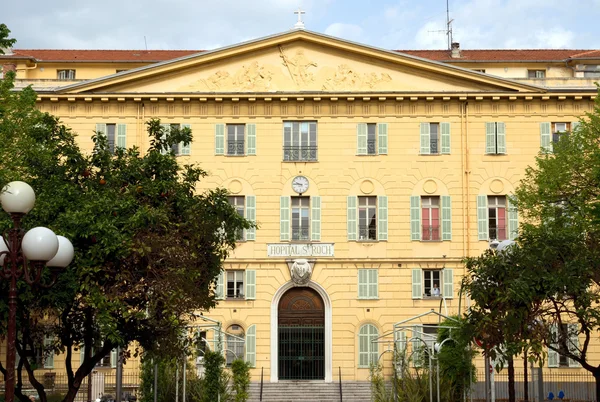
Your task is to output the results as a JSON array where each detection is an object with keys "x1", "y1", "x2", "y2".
[{"x1": 292, "y1": 175, "x2": 309, "y2": 193}]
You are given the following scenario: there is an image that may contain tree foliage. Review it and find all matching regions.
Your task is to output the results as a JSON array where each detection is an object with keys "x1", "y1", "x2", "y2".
[
  {"x1": 0, "y1": 70, "x2": 250, "y2": 402},
  {"x1": 0, "y1": 23, "x2": 17, "y2": 52}
]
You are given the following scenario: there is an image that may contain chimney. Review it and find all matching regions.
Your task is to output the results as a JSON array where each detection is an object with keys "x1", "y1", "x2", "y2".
[{"x1": 451, "y1": 42, "x2": 461, "y2": 58}]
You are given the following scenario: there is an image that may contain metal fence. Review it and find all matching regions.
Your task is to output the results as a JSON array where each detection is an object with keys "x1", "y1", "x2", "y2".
[
  {"x1": 472, "y1": 370, "x2": 596, "y2": 402},
  {"x1": 1, "y1": 370, "x2": 141, "y2": 401}
]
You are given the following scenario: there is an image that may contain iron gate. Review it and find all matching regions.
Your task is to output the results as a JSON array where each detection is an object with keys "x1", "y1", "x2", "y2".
[{"x1": 278, "y1": 326, "x2": 325, "y2": 380}]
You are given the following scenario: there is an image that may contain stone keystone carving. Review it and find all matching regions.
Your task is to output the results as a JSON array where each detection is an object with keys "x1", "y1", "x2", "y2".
[{"x1": 287, "y1": 258, "x2": 314, "y2": 286}]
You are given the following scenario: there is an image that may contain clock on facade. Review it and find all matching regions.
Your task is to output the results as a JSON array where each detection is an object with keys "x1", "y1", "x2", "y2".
[{"x1": 291, "y1": 175, "x2": 309, "y2": 194}]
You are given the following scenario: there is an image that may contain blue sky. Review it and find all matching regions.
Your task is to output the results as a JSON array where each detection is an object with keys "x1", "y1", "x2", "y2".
[{"x1": 4, "y1": 0, "x2": 600, "y2": 50}]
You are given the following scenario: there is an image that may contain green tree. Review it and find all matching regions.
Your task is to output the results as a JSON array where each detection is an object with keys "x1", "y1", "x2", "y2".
[
  {"x1": 0, "y1": 69, "x2": 251, "y2": 402},
  {"x1": 0, "y1": 23, "x2": 17, "y2": 52}
]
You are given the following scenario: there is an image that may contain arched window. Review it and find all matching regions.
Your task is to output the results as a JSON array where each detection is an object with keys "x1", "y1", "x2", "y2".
[
  {"x1": 358, "y1": 324, "x2": 379, "y2": 368},
  {"x1": 225, "y1": 324, "x2": 245, "y2": 366}
]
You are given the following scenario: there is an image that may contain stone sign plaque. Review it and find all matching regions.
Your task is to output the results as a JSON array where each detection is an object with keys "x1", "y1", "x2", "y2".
[{"x1": 267, "y1": 243, "x2": 334, "y2": 257}]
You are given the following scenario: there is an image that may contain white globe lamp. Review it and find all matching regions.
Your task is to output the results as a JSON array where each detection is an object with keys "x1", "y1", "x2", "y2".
[
  {"x1": 22, "y1": 227, "x2": 59, "y2": 262},
  {"x1": 47, "y1": 236, "x2": 75, "y2": 268},
  {"x1": 0, "y1": 181, "x2": 36, "y2": 214}
]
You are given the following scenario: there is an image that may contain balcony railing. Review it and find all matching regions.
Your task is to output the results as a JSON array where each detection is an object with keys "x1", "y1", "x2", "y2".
[
  {"x1": 367, "y1": 139, "x2": 376, "y2": 155},
  {"x1": 358, "y1": 226, "x2": 377, "y2": 241},
  {"x1": 422, "y1": 225, "x2": 440, "y2": 241},
  {"x1": 284, "y1": 146, "x2": 318, "y2": 161},
  {"x1": 228, "y1": 140, "x2": 245, "y2": 155},
  {"x1": 489, "y1": 225, "x2": 507, "y2": 241},
  {"x1": 292, "y1": 227, "x2": 310, "y2": 241},
  {"x1": 430, "y1": 138, "x2": 439, "y2": 154}
]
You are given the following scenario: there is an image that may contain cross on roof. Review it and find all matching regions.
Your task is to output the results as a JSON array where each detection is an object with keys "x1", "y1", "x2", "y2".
[{"x1": 294, "y1": 7, "x2": 306, "y2": 29}]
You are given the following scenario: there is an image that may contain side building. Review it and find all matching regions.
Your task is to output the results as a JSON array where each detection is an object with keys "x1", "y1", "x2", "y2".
[{"x1": 1, "y1": 29, "x2": 599, "y2": 387}]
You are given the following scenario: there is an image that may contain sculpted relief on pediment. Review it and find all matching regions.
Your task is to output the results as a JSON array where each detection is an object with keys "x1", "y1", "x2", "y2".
[{"x1": 178, "y1": 47, "x2": 394, "y2": 92}]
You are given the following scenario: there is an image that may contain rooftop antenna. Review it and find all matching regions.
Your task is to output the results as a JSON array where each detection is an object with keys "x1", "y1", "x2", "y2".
[
  {"x1": 144, "y1": 36, "x2": 148, "y2": 51},
  {"x1": 427, "y1": 0, "x2": 454, "y2": 50}
]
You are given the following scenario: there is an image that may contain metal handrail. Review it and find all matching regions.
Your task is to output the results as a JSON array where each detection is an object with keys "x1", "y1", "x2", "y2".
[
  {"x1": 260, "y1": 367, "x2": 264, "y2": 401},
  {"x1": 339, "y1": 366, "x2": 343, "y2": 402}
]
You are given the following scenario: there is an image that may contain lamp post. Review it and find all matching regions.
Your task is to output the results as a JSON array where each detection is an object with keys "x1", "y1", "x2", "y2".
[{"x1": 0, "y1": 181, "x2": 74, "y2": 402}]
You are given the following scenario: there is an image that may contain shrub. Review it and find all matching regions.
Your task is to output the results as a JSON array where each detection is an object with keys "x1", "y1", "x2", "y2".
[{"x1": 230, "y1": 359, "x2": 251, "y2": 402}]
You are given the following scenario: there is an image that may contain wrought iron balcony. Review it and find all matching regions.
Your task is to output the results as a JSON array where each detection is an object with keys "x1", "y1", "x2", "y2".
[
  {"x1": 228, "y1": 140, "x2": 245, "y2": 155},
  {"x1": 292, "y1": 227, "x2": 310, "y2": 241},
  {"x1": 358, "y1": 226, "x2": 377, "y2": 241},
  {"x1": 422, "y1": 225, "x2": 440, "y2": 241},
  {"x1": 489, "y1": 225, "x2": 507, "y2": 241},
  {"x1": 283, "y1": 146, "x2": 318, "y2": 161},
  {"x1": 367, "y1": 139, "x2": 376, "y2": 155},
  {"x1": 430, "y1": 138, "x2": 439, "y2": 154}
]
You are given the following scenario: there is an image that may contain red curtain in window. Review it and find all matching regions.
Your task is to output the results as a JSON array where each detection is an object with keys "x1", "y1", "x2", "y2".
[{"x1": 497, "y1": 207, "x2": 506, "y2": 240}]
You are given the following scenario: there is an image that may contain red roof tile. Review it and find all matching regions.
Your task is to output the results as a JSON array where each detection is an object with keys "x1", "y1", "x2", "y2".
[
  {"x1": 397, "y1": 49, "x2": 599, "y2": 62},
  {"x1": 5, "y1": 49, "x2": 202, "y2": 62}
]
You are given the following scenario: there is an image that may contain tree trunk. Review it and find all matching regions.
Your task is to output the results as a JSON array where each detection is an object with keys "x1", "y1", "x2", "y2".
[
  {"x1": 523, "y1": 353, "x2": 528, "y2": 401},
  {"x1": 594, "y1": 369, "x2": 600, "y2": 402},
  {"x1": 508, "y1": 357, "x2": 516, "y2": 402}
]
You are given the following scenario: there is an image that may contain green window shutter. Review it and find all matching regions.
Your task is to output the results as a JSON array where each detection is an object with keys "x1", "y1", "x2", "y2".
[
  {"x1": 572, "y1": 121, "x2": 580, "y2": 133},
  {"x1": 280, "y1": 196, "x2": 290, "y2": 241},
  {"x1": 441, "y1": 196, "x2": 452, "y2": 241},
  {"x1": 412, "y1": 325, "x2": 423, "y2": 368},
  {"x1": 245, "y1": 196, "x2": 256, "y2": 241},
  {"x1": 477, "y1": 195, "x2": 489, "y2": 240},
  {"x1": 215, "y1": 123, "x2": 225, "y2": 155},
  {"x1": 496, "y1": 122, "x2": 506, "y2": 154},
  {"x1": 369, "y1": 269, "x2": 378, "y2": 299},
  {"x1": 357, "y1": 123, "x2": 367, "y2": 155},
  {"x1": 377, "y1": 196, "x2": 388, "y2": 241},
  {"x1": 111, "y1": 349, "x2": 117, "y2": 368},
  {"x1": 485, "y1": 122, "x2": 497, "y2": 154},
  {"x1": 160, "y1": 124, "x2": 170, "y2": 155},
  {"x1": 548, "y1": 325, "x2": 559, "y2": 368},
  {"x1": 410, "y1": 196, "x2": 422, "y2": 241},
  {"x1": 311, "y1": 196, "x2": 321, "y2": 241},
  {"x1": 215, "y1": 272, "x2": 225, "y2": 300},
  {"x1": 412, "y1": 269, "x2": 422, "y2": 299},
  {"x1": 96, "y1": 123, "x2": 107, "y2": 138},
  {"x1": 116, "y1": 124, "x2": 127, "y2": 150},
  {"x1": 347, "y1": 196, "x2": 358, "y2": 241},
  {"x1": 246, "y1": 123, "x2": 256, "y2": 155},
  {"x1": 180, "y1": 123, "x2": 191, "y2": 155},
  {"x1": 508, "y1": 196, "x2": 518, "y2": 240},
  {"x1": 245, "y1": 270, "x2": 256, "y2": 300},
  {"x1": 568, "y1": 324, "x2": 580, "y2": 367},
  {"x1": 440, "y1": 122, "x2": 451, "y2": 154},
  {"x1": 540, "y1": 122, "x2": 552, "y2": 152},
  {"x1": 358, "y1": 269, "x2": 368, "y2": 299},
  {"x1": 358, "y1": 324, "x2": 379, "y2": 368},
  {"x1": 443, "y1": 269, "x2": 454, "y2": 299},
  {"x1": 44, "y1": 337, "x2": 54, "y2": 369},
  {"x1": 420, "y1": 123, "x2": 431, "y2": 155},
  {"x1": 245, "y1": 325, "x2": 256, "y2": 367},
  {"x1": 394, "y1": 331, "x2": 407, "y2": 354},
  {"x1": 378, "y1": 123, "x2": 388, "y2": 155}
]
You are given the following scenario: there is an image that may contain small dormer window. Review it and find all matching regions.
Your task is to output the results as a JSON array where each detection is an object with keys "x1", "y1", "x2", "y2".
[{"x1": 57, "y1": 69, "x2": 76, "y2": 80}]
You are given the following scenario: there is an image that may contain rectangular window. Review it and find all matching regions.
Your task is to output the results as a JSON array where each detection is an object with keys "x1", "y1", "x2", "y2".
[
  {"x1": 420, "y1": 122, "x2": 450, "y2": 155},
  {"x1": 226, "y1": 270, "x2": 245, "y2": 299},
  {"x1": 552, "y1": 122, "x2": 570, "y2": 144},
  {"x1": 283, "y1": 121, "x2": 317, "y2": 161},
  {"x1": 423, "y1": 270, "x2": 441, "y2": 298},
  {"x1": 485, "y1": 122, "x2": 506, "y2": 155},
  {"x1": 358, "y1": 196, "x2": 377, "y2": 241},
  {"x1": 367, "y1": 123, "x2": 377, "y2": 155},
  {"x1": 421, "y1": 197, "x2": 440, "y2": 241},
  {"x1": 291, "y1": 197, "x2": 310, "y2": 240},
  {"x1": 429, "y1": 123, "x2": 439, "y2": 154},
  {"x1": 228, "y1": 196, "x2": 245, "y2": 241},
  {"x1": 57, "y1": 69, "x2": 76, "y2": 80},
  {"x1": 357, "y1": 123, "x2": 388, "y2": 155},
  {"x1": 358, "y1": 269, "x2": 378, "y2": 299},
  {"x1": 227, "y1": 124, "x2": 245, "y2": 155},
  {"x1": 488, "y1": 196, "x2": 507, "y2": 241},
  {"x1": 528, "y1": 70, "x2": 546, "y2": 79}
]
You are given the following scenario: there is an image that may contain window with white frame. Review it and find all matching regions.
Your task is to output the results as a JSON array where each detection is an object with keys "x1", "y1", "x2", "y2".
[
  {"x1": 420, "y1": 122, "x2": 451, "y2": 155},
  {"x1": 357, "y1": 123, "x2": 388, "y2": 155},
  {"x1": 477, "y1": 195, "x2": 518, "y2": 241},
  {"x1": 160, "y1": 123, "x2": 191, "y2": 156},
  {"x1": 225, "y1": 324, "x2": 245, "y2": 366},
  {"x1": 488, "y1": 196, "x2": 507, "y2": 241},
  {"x1": 548, "y1": 324, "x2": 580, "y2": 368},
  {"x1": 358, "y1": 324, "x2": 379, "y2": 368},
  {"x1": 227, "y1": 270, "x2": 245, "y2": 299},
  {"x1": 412, "y1": 268, "x2": 454, "y2": 299},
  {"x1": 283, "y1": 121, "x2": 317, "y2": 161},
  {"x1": 291, "y1": 196, "x2": 311, "y2": 241},
  {"x1": 227, "y1": 196, "x2": 255, "y2": 241},
  {"x1": 485, "y1": 122, "x2": 507, "y2": 155},
  {"x1": 540, "y1": 122, "x2": 578, "y2": 153},
  {"x1": 96, "y1": 123, "x2": 127, "y2": 154},
  {"x1": 413, "y1": 324, "x2": 438, "y2": 367},
  {"x1": 215, "y1": 270, "x2": 256, "y2": 301},
  {"x1": 227, "y1": 124, "x2": 246, "y2": 155},
  {"x1": 358, "y1": 196, "x2": 377, "y2": 241},
  {"x1": 228, "y1": 196, "x2": 245, "y2": 241},
  {"x1": 280, "y1": 196, "x2": 321, "y2": 242},
  {"x1": 358, "y1": 269, "x2": 378, "y2": 299},
  {"x1": 347, "y1": 195, "x2": 387, "y2": 242},
  {"x1": 214, "y1": 123, "x2": 256, "y2": 156},
  {"x1": 57, "y1": 69, "x2": 76, "y2": 80},
  {"x1": 527, "y1": 69, "x2": 546, "y2": 79},
  {"x1": 552, "y1": 122, "x2": 570, "y2": 144},
  {"x1": 421, "y1": 196, "x2": 440, "y2": 241}
]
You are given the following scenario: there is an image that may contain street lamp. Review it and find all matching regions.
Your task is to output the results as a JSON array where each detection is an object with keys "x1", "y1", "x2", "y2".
[{"x1": 0, "y1": 181, "x2": 74, "y2": 402}]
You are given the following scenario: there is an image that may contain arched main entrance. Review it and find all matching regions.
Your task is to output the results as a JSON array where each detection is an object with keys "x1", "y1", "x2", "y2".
[{"x1": 278, "y1": 287, "x2": 325, "y2": 380}]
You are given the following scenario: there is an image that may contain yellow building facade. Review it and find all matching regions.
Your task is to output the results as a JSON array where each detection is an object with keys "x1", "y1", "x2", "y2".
[{"x1": 2, "y1": 29, "x2": 600, "y2": 387}]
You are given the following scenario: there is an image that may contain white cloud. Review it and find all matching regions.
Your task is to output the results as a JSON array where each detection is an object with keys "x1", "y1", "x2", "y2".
[
  {"x1": 534, "y1": 28, "x2": 575, "y2": 49},
  {"x1": 324, "y1": 23, "x2": 364, "y2": 42}
]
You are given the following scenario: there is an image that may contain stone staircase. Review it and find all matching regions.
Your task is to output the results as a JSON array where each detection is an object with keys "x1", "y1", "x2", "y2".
[{"x1": 248, "y1": 381, "x2": 372, "y2": 402}]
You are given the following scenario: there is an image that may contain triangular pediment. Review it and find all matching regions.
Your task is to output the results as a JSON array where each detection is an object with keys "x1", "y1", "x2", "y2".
[{"x1": 57, "y1": 30, "x2": 544, "y2": 95}]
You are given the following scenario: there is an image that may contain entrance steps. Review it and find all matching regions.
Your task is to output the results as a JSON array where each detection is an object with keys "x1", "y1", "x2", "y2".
[{"x1": 248, "y1": 381, "x2": 372, "y2": 402}]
